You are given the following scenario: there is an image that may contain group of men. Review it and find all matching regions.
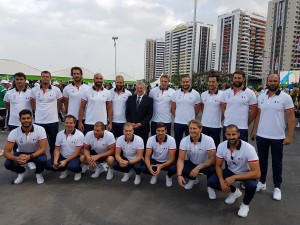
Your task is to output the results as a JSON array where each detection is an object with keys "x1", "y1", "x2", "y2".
[{"x1": 2, "y1": 68, "x2": 296, "y2": 218}]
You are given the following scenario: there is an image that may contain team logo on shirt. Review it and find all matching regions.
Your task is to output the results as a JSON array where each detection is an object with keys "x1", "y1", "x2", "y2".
[{"x1": 19, "y1": 138, "x2": 24, "y2": 144}]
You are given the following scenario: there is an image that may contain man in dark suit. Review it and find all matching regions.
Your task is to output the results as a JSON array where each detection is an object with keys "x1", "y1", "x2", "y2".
[{"x1": 126, "y1": 82, "x2": 153, "y2": 150}]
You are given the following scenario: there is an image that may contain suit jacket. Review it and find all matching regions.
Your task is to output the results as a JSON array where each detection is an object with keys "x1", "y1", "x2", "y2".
[{"x1": 126, "y1": 94, "x2": 153, "y2": 133}]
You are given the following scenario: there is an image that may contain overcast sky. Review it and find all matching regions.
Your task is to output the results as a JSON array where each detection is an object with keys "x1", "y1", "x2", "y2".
[{"x1": 0, "y1": 0, "x2": 270, "y2": 79}]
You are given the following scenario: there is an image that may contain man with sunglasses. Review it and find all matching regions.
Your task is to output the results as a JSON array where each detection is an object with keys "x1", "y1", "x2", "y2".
[{"x1": 207, "y1": 124, "x2": 260, "y2": 218}]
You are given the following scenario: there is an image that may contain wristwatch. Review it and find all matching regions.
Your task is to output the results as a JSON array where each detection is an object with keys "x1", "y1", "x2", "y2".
[
  {"x1": 196, "y1": 165, "x2": 201, "y2": 170},
  {"x1": 30, "y1": 154, "x2": 34, "y2": 159}
]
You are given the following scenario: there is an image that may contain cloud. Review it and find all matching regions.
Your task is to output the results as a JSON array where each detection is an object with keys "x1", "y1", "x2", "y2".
[{"x1": 0, "y1": 0, "x2": 270, "y2": 79}]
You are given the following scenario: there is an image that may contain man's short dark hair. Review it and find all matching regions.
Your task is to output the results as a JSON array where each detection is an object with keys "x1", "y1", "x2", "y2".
[
  {"x1": 226, "y1": 124, "x2": 240, "y2": 132},
  {"x1": 156, "y1": 122, "x2": 167, "y2": 130},
  {"x1": 71, "y1": 67, "x2": 83, "y2": 76},
  {"x1": 41, "y1": 71, "x2": 51, "y2": 76},
  {"x1": 14, "y1": 72, "x2": 26, "y2": 80},
  {"x1": 233, "y1": 70, "x2": 245, "y2": 78},
  {"x1": 65, "y1": 115, "x2": 76, "y2": 123},
  {"x1": 208, "y1": 74, "x2": 219, "y2": 82},
  {"x1": 19, "y1": 109, "x2": 32, "y2": 118}
]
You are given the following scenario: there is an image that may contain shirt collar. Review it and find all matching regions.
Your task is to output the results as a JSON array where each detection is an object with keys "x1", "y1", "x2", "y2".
[
  {"x1": 93, "y1": 86, "x2": 103, "y2": 91},
  {"x1": 40, "y1": 84, "x2": 52, "y2": 89},
  {"x1": 209, "y1": 89, "x2": 219, "y2": 95},
  {"x1": 190, "y1": 134, "x2": 202, "y2": 143},
  {"x1": 227, "y1": 140, "x2": 242, "y2": 150},
  {"x1": 72, "y1": 81, "x2": 83, "y2": 86},
  {"x1": 159, "y1": 86, "x2": 169, "y2": 91},
  {"x1": 64, "y1": 128, "x2": 76, "y2": 135},
  {"x1": 231, "y1": 86, "x2": 246, "y2": 91},
  {"x1": 155, "y1": 135, "x2": 168, "y2": 143},
  {"x1": 266, "y1": 89, "x2": 281, "y2": 96},
  {"x1": 21, "y1": 125, "x2": 34, "y2": 133},
  {"x1": 125, "y1": 135, "x2": 135, "y2": 142},
  {"x1": 181, "y1": 87, "x2": 192, "y2": 93},
  {"x1": 15, "y1": 87, "x2": 27, "y2": 92}
]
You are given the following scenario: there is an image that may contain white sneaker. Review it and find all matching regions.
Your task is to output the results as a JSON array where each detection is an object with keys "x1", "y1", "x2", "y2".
[
  {"x1": 91, "y1": 164, "x2": 104, "y2": 178},
  {"x1": 238, "y1": 203, "x2": 250, "y2": 217},
  {"x1": 14, "y1": 172, "x2": 27, "y2": 184},
  {"x1": 121, "y1": 170, "x2": 133, "y2": 182},
  {"x1": 36, "y1": 173, "x2": 44, "y2": 184},
  {"x1": 296, "y1": 122, "x2": 300, "y2": 128},
  {"x1": 166, "y1": 175, "x2": 173, "y2": 187},
  {"x1": 207, "y1": 187, "x2": 216, "y2": 200},
  {"x1": 134, "y1": 174, "x2": 141, "y2": 185},
  {"x1": 81, "y1": 164, "x2": 89, "y2": 174},
  {"x1": 150, "y1": 176, "x2": 157, "y2": 184},
  {"x1": 225, "y1": 188, "x2": 242, "y2": 204},
  {"x1": 74, "y1": 172, "x2": 81, "y2": 181},
  {"x1": 27, "y1": 162, "x2": 36, "y2": 170},
  {"x1": 273, "y1": 188, "x2": 282, "y2": 201},
  {"x1": 101, "y1": 162, "x2": 108, "y2": 171},
  {"x1": 59, "y1": 170, "x2": 69, "y2": 179},
  {"x1": 184, "y1": 177, "x2": 199, "y2": 190},
  {"x1": 256, "y1": 181, "x2": 267, "y2": 192},
  {"x1": 106, "y1": 168, "x2": 114, "y2": 180}
]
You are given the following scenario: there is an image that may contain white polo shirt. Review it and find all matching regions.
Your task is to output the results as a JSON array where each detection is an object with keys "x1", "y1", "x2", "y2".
[
  {"x1": 55, "y1": 129, "x2": 84, "y2": 158},
  {"x1": 172, "y1": 88, "x2": 201, "y2": 124},
  {"x1": 110, "y1": 88, "x2": 132, "y2": 123},
  {"x1": 179, "y1": 134, "x2": 216, "y2": 165},
  {"x1": 116, "y1": 134, "x2": 144, "y2": 160},
  {"x1": 7, "y1": 124, "x2": 47, "y2": 153},
  {"x1": 217, "y1": 140, "x2": 259, "y2": 174},
  {"x1": 4, "y1": 87, "x2": 32, "y2": 126},
  {"x1": 30, "y1": 85, "x2": 63, "y2": 124},
  {"x1": 201, "y1": 89, "x2": 223, "y2": 128},
  {"x1": 63, "y1": 83, "x2": 90, "y2": 119},
  {"x1": 82, "y1": 87, "x2": 112, "y2": 125},
  {"x1": 146, "y1": 134, "x2": 176, "y2": 162},
  {"x1": 221, "y1": 87, "x2": 257, "y2": 129},
  {"x1": 149, "y1": 86, "x2": 175, "y2": 123},
  {"x1": 84, "y1": 130, "x2": 115, "y2": 154},
  {"x1": 257, "y1": 90, "x2": 295, "y2": 139}
]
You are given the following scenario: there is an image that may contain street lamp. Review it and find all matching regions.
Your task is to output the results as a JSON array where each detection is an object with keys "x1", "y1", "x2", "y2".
[{"x1": 112, "y1": 36, "x2": 118, "y2": 78}]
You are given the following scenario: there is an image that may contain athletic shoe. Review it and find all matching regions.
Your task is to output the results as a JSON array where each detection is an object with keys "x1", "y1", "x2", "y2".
[
  {"x1": 74, "y1": 172, "x2": 81, "y2": 181},
  {"x1": 106, "y1": 168, "x2": 114, "y2": 180},
  {"x1": 207, "y1": 187, "x2": 216, "y2": 200},
  {"x1": 121, "y1": 170, "x2": 133, "y2": 182},
  {"x1": 91, "y1": 164, "x2": 104, "y2": 178},
  {"x1": 150, "y1": 176, "x2": 157, "y2": 184},
  {"x1": 225, "y1": 188, "x2": 242, "y2": 204},
  {"x1": 296, "y1": 122, "x2": 300, "y2": 128},
  {"x1": 256, "y1": 181, "x2": 267, "y2": 192},
  {"x1": 166, "y1": 175, "x2": 172, "y2": 187},
  {"x1": 238, "y1": 203, "x2": 250, "y2": 217},
  {"x1": 14, "y1": 171, "x2": 27, "y2": 184},
  {"x1": 184, "y1": 177, "x2": 199, "y2": 190},
  {"x1": 81, "y1": 164, "x2": 89, "y2": 174},
  {"x1": 36, "y1": 173, "x2": 44, "y2": 184},
  {"x1": 273, "y1": 188, "x2": 282, "y2": 201},
  {"x1": 59, "y1": 170, "x2": 69, "y2": 179},
  {"x1": 27, "y1": 162, "x2": 36, "y2": 170},
  {"x1": 134, "y1": 174, "x2": 141, "y2": 185}
]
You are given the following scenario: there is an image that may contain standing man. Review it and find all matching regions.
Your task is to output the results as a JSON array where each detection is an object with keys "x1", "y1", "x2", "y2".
[
  {"x1": 200, "y1": 74, "x2": 223, "y2": 147},
  {"x1": 177, "y1": 120, "x2": 216, "y2": 199},
  {"x1": 63, "y1": 67, "x2": 90, "y2": 127},
  {"x1": 78, "y1": 73, "x2": 112, "y2": 134},
  {"x1": 149, "y1": 75, "x2": 175, "y2": 136},
  {"x1": 221, "y1": 70, "x2": 257, "y2": 142},
  {"x1": 3, "y1": 109, "x2": 48, "y2": 184},
  {"x1": 30, "y1": 71, "x2": 63, "y2": 158},
  {"x1": 171, "y1": 75, "x2": 201, "y2": 150},
  {"x1": 142, "y1": 122, "x2": 176, "y2": 187},
  {"x1": 208, "y1": 125, "x2": 261, "y2": 217},
  {"x1": 4, "y1": 72, "x2": 32, "y2": 131},
  {"x1": 110, "y1": 75, "x2": 132, "y2": 138},
  {"x1": 251, "y1": 74, "x2": 295, "y2": 201},
  {"x1": 80, "y1": 121, "x2": 115, "y2": 180},
  {"x1": 112, "y1": 123, "x2": 144, "y2": 185},
  {"x1": 126, "y1": 82, "x2": 153, "y2": 149},
  {"x1": 45, "y1": 115, "x2": 84, "y2": 181}
]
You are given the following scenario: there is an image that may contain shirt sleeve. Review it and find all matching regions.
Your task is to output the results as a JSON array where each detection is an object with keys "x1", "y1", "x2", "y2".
[
  {"x1": 220, "y1": 90, "x2": 227, "y2": 103},
  {"x1": 7, "y1": 129, "x2": 16, "y2": 143},
  {"x1": 136, "y1": 136, "x2": 144, "y2": 150},
  {"x1": 216, "y1": 143, "x2": 225, "y2": 159},
  {"x1": 106, "y1": 90, "x2": 112, "y2": 101},
  {"x1": 169, "y1": 137, "x2": 177, "y2": 150},
  {"x1": 30, "y1": 87, "x2": 36, "y2": 99},
  {"x1": 55, "y1": 132, "x2": 62, "y2": 146},
  {"x1": 195, "y1": 91, "x2": 201, "y2": 104},
  {"x1": 63, "y1": 86, "x2": 69, "y2": 98},
  {"x1": 38, "y1": 126, "x2": 47, "y2": 140},
  {"x1": 107, "y1": 132, "x2": 116, "y2": 146},
  {"x1": 179, "y1": 137, "x2": 188, "y2": 151},
  {"x1": 56, "y1": 87, "x2": 63, "y2": 99},
  {"x1": 206, "y1": 136, "x2": 216, "y2": 151},
  {"x1": 248, "y1": 90, "x2": 258, "y2": 105},
  {"x1": 146, "y1": 137, "x2": 153, "y2": 149},
  {"x1": 284, "y1": 94, "x2": 295, "y2": 110},
  {"x1": 246, "y1": 145, "x2": 259, "y2": 162},
  {"x1": 76, "y1": 132, "x2": 84, "y2": 147},
  {"x1": 171, "y1": 91, "x2": 177, "y2": 103},
  {"x1": 3, "y1": 91, "x2": 10, "y2": 103},
  {"x1": 116, "y1": 136, "x2": 122, "y2": 148}
]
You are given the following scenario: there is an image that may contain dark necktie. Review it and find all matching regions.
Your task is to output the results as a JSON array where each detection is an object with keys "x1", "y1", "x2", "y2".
[{"x1": 136, "y1": 96, "x2": 141, "y2": 111}]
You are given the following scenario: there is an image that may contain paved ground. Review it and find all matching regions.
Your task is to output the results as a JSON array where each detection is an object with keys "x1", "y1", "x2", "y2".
[{"x1": 0, "y1": 125, "x2": 299, "y2": 225}]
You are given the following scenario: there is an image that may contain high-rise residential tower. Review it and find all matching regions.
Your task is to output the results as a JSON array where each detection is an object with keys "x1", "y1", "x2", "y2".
[
  {"x1": 215, "y1": 9, "x2": 266, "y2": 79},
  {"x1": 164, "y1": 22, "x2": 213, "y2": 77}
]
